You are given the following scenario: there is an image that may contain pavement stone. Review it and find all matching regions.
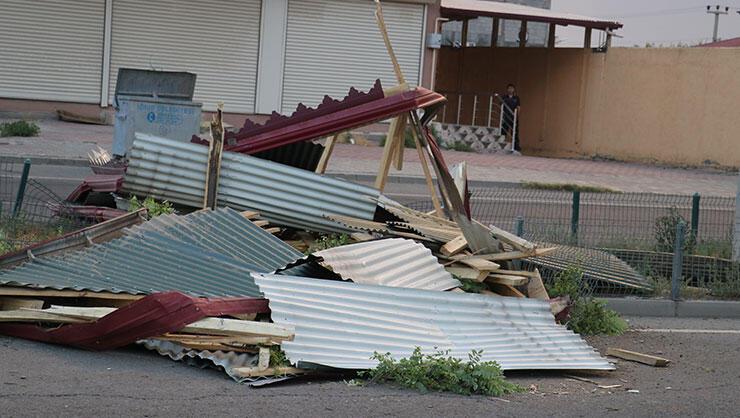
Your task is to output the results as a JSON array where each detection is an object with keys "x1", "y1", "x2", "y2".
[{"x1": 1, "y1": 118, "x2": 737, "y2": 197}]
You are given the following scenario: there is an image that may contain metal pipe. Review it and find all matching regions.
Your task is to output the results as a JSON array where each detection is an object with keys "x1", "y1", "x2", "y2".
[
  {"x1": 471, "y1": 95, "x2": 478, "y2": 126},
  {"x1": 487, "y1": 95, "x2": 493, "y2": 127},
  {"x1": 511, "y1": 108, "x2": 519, "y2": 151},
  {"x1": 691, "y1": 192, "x2": 700, "y2": 240},
  {"x1": 570, "y1": 190, "x2": 580, "y2": 244},
  {"x1": 456, "y1": 94, "x2": 462, "y2": 125}
]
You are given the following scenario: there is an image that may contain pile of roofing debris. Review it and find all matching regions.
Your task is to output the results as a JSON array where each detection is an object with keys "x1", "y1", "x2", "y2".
[{"x1": 0, "y1": 79, "x2": 651, "y2": 386}]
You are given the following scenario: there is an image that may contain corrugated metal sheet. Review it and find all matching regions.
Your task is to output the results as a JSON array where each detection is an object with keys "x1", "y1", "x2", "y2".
[
  {"x1": 139, "y1": 339, "x2": 297, "y2": 385},
  {"x1": 315, "y1": 238, "x2": 461, "y2": 291},
  {"x1": 108, "y1": 0, "x2": 261, "y2": 112},
  {"x1": 123, "y1": 133, "x2": 380, "y2": 233},
  {"x1": 282, "y1": 0, "x2": 424, "y2": 111},
  {"x1": 0, "y1": 208, "x2": 306, "y2": 297},
  {"x1": 441, "y1": 0, "x2": 622, "y2": 30},
  {"x1": 0, "y1": 0, "x2": 105, "y2": 103},
  {"x1": 253, "y1": 274, "x2": 614, "y2": 371}
]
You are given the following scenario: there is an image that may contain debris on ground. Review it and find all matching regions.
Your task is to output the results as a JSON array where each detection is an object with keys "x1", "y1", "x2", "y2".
[{"x1": 606, "y1": 348, "x2": 671, "y2": 367}]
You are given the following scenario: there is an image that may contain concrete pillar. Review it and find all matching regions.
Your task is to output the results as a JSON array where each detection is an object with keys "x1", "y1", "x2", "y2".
[{"x1": 734, "y1": 175, "x2": 740, "y2": 261}]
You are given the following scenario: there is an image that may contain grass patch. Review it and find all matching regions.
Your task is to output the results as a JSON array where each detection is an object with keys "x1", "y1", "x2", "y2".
[
  {"x1": 547, "y1": 266, "x2": 628, "y2": 336},
  {"x1": 521, "y1": 181, "x2": 620, "y2": 194},
  {"x1": 0, "y1": 120, "x2": 40, "y2": 137},
  {"x1": 458, "y1": 278, "x2": 486, "y2": 293},
  {"x1": 129, "y1": 196, "x2": 175, "y2": 219},
  {"x1": 307, "y1": 233, "x2": 351, "y2": 253},
  {"x1": 361, "y1": 347, "x2": 524, "y2": 397}
]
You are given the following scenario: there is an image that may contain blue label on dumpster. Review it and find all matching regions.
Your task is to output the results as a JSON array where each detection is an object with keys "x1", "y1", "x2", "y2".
[{"x1": 147, "y1": 112, "x2": 156, "y2": 122}]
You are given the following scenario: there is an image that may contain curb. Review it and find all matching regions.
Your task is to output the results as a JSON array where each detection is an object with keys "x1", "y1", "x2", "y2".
[
  {"x1": 1, "y1": 155, "x2": 89, "y2": 167},
  {"x1": 601, "y1": 297, "x2": 740, "y2": 318}
]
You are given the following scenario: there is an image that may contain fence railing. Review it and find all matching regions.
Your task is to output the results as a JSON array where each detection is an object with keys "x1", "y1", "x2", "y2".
[{"x1": 408, "y1": 186, "x2": 739, "y2": 299}]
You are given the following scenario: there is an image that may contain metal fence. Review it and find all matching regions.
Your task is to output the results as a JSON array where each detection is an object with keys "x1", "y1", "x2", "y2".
[
  {"x1": 409, "y1": 186, "x2": 739, "y2": 299},
  {"x1": 0, "y1": 158, "x2": 88, "y2": 252}
]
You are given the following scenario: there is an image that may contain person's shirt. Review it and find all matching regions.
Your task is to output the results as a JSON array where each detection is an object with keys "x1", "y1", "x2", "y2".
[{"x1": 502, "y1": 94, "x2": 520, "y2": 114}]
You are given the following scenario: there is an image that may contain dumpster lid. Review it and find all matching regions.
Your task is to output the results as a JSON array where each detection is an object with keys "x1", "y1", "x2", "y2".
[{"x1": 115, "y1": 69, "x2": 196, "y2": 103}]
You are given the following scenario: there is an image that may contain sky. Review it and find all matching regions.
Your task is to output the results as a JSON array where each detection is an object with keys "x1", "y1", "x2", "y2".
[{"x1": 551, "y1": 0, "x2": 740, "y2": 47}]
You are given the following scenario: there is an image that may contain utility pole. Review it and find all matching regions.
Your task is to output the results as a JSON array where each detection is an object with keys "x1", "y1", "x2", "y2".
[{"x1": 706, "y1": 5, "x2": 729, "y2": 42}]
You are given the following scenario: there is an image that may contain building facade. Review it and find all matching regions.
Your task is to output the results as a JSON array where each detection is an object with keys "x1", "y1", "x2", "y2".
[{"x1": 0, "y1": 0, "x2": 434, "y2": 115}]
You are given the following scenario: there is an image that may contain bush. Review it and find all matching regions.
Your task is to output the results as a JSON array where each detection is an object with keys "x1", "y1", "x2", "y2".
[
  {"x1": 129, "y1": 196, "x2": 174, "y2": 219},
  {"x1": 548, "y1": 265, "x2": 627, "y2": 336},
  {"x1": 654, "y1": 207, "x2": 695, "y2": 253},
  {"x1": 442, "y1": 141, "x2": 473, "y2": 152},
  {"x1": 567, "y1": 298, "x2": 628, "y2": 336},
  {"x1": 361, "y1": 347, "x2": 524, "y2": 396},
  {"x1": 0, "y1": 120, "x2": 40, "y2": 137},
  {"x1": 307, "y1": 233, "x2": 351, "y2": 253},
  {"x1": 458, "y1": 278, "x2": 486, "y2": 293}
]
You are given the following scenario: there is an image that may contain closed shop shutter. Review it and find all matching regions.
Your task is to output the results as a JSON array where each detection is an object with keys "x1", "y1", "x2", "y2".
[
  {"x1": 0, "y1": 0, "x2": 105, "y2": 103},
  {"x1": 282, "y1": 0, "x2": 424, "y2": 112},
  {"x1": 109, "y1": 0, "x2": 261, "y2": 112}
]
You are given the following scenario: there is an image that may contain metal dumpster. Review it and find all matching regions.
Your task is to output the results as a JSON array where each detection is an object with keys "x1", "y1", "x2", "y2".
[{"x1": 112, "y1": 69, "x2": 202, "y2": 156}]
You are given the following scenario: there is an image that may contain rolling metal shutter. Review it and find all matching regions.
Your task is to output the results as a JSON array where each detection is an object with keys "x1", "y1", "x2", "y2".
[
  {"x1": 0, "y1": 0, "x2": 105, "y2": 103},
  {"x1": 109, "y1": 0, "x2": 261, "y2": 112},
  {"x1": 282, "y1": 0, "x2": 424, "y2": 112}
]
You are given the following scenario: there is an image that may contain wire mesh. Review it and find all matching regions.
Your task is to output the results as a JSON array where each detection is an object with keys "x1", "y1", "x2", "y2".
[{"x1": 407, "y1": 186, "x2": 739, "y2": 299}]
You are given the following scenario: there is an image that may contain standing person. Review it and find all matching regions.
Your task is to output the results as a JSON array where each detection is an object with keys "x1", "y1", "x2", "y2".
[{"x1": 498, "y1": 84, "x2": 521, "y2": 152}]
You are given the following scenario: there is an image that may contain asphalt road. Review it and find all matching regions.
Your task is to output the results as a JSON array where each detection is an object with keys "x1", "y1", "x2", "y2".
[{"x1": 1, "y1": 317, "x2": 739, "y2": 417}]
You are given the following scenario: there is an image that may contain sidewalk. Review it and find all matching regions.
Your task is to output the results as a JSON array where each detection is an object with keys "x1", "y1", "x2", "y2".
[{"x1": 2, "y1": 118, "x2": 737, "y2": 196}]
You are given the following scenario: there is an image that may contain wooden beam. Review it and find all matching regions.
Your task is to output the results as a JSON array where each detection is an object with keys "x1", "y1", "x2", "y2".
[
  {"x1": 548, "y1": 23, "x2": 556, "y2": 49},
  {"x1": 584, "y1": 27, "x2": 592, "y2": 49},
  {"x1": 374, "y1": 0, "x2": 405, "y2": 85},
  {"x1": 231, "y1": 366, "x2": 306, "y2": 378},
  {"x1": 409, "y1": 121, "x2": 444, "y2": 217},
  {"x1": 519, "y1": 20, "x2": 528, "y2": 48},
  {"x1": 445, "y1": 266, "x2": 480, "y2": 280},
  {"x1": 527, "y1": 268, "x2": 550, "y2": 300},
  {"x1": 32, "y1": 306, "x2": 295, "y2": 340},
  {"x1": 392, "y1": 119, "x2": 406, "y2": 171},
  {"x1": 453, "y1": 247, "x2": 558, "y2": 262},
  {"x1": 606, "y1": 348, "x2": 670, "y2": 367},
  {"x1": 0, "y1": 297, "x2": 44, "y2": 311},
  {"x1": 487, "y1": 224, "x2": 536, "y2": 252},
  {"x1": 491, "y1": 18, "x2": 499, "y2": 47},
  {"x1": 375, "y1": 116, "x2": 406, "y2": 191},
  {"x1": 241, "y1": 210, "x2": 260, "y2": 220},
  {"x1": 488, "y1": 283, "x2": 525, "y2": 298},
  {"x1": 0, "y1": 287, "x2": 142, "y2": 301},
  {"x1": 203, "y1": 103, "x2": 225, "y2": 210},
  {"x1": 315, "y1": 134, "x2": 338, "y2": 174},
  {"x1": 486, "y1": 274, "x2": 528, "y2": 287}
]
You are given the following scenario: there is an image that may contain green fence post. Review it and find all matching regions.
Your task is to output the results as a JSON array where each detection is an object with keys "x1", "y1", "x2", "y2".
[
  {"x1": 515, "y1": 216, "x2": 524, "y2": 238},
  {"x1": 671, "y1": 221, "x2": 686, "y2": 301},
  {"x1": 691, "y1": 192, "x2": 700, "y2": 240},
  {"x1": 570, "y1": 190, "x2": 580, "y2": 243},
  {"x1": 12, "y1": 159, "x2": 31, "y2": 217}
]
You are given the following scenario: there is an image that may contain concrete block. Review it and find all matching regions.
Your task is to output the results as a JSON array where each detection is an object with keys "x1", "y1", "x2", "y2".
[
  {"x1": 601, "y1": 298, "x2": 676, "y2": 317},
  {"x1": 676, "y1": 300, "x2": 740, "y2": 318}
]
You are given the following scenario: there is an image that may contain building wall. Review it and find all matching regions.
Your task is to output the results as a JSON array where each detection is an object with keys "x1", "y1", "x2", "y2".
[{"x1": 436, "y1": 46, "x2": 740, "y2": 168}]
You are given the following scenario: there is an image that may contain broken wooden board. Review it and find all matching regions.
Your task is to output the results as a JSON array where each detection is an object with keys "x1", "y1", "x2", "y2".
[
  {"x1": 606, "y1": 348, "x2": 670, "y2": 367},
  {"x1": 241, "y1": 210, "x2": 260, "y2": 220},
  {"x1": 487, "y1": 224, "x2": 536, "y2": 253},
  {"x1": 231, "y1": 366, "x2": 307, "y2": 378},
  {"x1": 488, "y1": 283, "x2": 526, "y2": 298},
  {"x1": 527, "y1": 268, "x2": 550, "y2": 300},
  {"x1": 27, "y1": 306, "x2": 295, "y2": 340},
  {"x1": 0, "y1": 287, "x2": 142, "y2": 301},
  {"x1": 453, "y1": 247, "x2": 558, "y2": 263},
  {"x1": 444, "y1": 266, "x2": 480, "y2": 280},
  {"x1": 486, "y1": 274, "x2": 529, "y2": 287},
  {"x1": 440, "y1": 235, "x2": 467, "y2": 257},
  {"x1": 457, "y1": 258, "x2": 501, "y2": 282}
]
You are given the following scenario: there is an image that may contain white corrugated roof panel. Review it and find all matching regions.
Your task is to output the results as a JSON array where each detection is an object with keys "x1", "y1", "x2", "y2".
[{"x1": 254, "y1": 274, "x2": 614, "y2": 371}]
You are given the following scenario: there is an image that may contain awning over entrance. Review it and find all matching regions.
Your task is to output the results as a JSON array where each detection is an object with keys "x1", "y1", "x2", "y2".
[{"x1": 440, "y1": 0, "x2": 622, "y2": 30}]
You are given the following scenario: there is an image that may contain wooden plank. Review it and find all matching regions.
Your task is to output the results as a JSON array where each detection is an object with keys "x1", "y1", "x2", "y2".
[
  {"x1": 440, "y1": 235, "x2": 467, "y2": 257},
  {"x1": 264, "y1": 227, "x2": 281, "y2": 235},
  {"x1": 36, "y1": 306, "x2": 295, "y2": 340},
  {"x1": 487, "y1": 224, "x2": 536, "y2": 252},
  {"x1": 0, "y1": 297, "x2": 44, "y2": 311},
  {"x1": 457, "y1": 258, "x2": 501, "y2": 272},
  {"x1": 488, "y1": 283, "x2": 526, "y2": 298},
  {"x1": 155, "y1": 333, "x2": 280, "y2": 346},
  {"x1": 231, "y1": 366, "x2": 306, "y2": 378},
  {"x1": 392, "y1": 120, "x2": 405, "y2": 171},
  {"x1": 0, "y1": 310, "x2": 87, "y2": 323},
  {"x1": 454, "y1": 247, "x2": 558, "y2": 263},
  {"x1": 486, "y1": 274, "x2": 529, "y2": 287},
  {"x1": 0, "y1": 288, "x2": 142, "y2": 301},
  {"x1": 203, "y1": 104, "x2": 225, "y2": 210},
  {"x1": 444, "y1": 266, "x2": 479, "y2": 280},
  {"x1": 315, "y1": 134, "x2": 338, "y2": 174},
  {"x1": 489, "y1": 269, "x2": 540, "y2": 278},
  {"x1": 527, "y1": 268, "x2": 550, "y2": 300},
  {"x1": 241, "y1": 210, "x2": 260, "y2": 220},
  {"x1": 606, "y1": 348, "x2": 670, "y2": 367},
  {"x1": 374, "y1": 116, "x2": 404, "y2": 191},
  {"x1": 252, "y1": 220, "x2": 269, "y2": 228},
  {"x1": 407, "y1": 127, "x2": 443, "y2": 217}
]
